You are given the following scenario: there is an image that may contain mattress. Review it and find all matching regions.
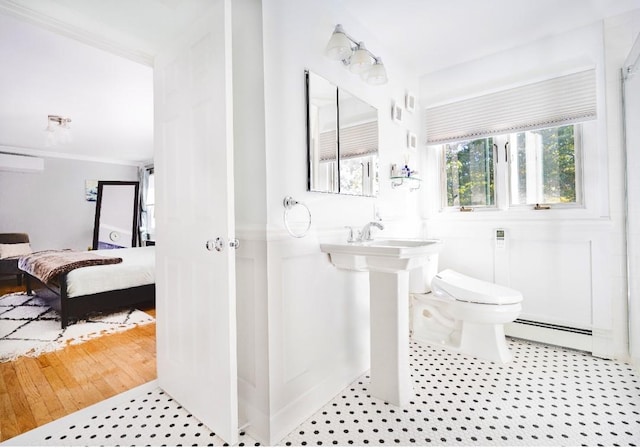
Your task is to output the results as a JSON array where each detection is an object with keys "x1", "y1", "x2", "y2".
[{"x1": 65, "y1": 246, "x2": 155, "y2": 298}]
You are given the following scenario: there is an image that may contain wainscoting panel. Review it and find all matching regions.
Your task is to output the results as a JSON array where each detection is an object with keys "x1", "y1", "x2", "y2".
[
  {"x1": 266, "y1": 235, "x2": 370, "y2": 444},
  {"x1": 507, "y1": 239, "x2": 592, "y2": 329}
]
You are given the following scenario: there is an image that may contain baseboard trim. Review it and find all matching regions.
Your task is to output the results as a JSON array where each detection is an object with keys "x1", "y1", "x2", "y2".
[{"x1": 505, "y1": 320, "x2": 592, "y2": 353}]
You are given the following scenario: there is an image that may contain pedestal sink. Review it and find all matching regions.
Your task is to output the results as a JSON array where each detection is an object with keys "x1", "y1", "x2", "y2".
[{"x1": 320, "y1": 239, "x2": 443, "y2": 407}]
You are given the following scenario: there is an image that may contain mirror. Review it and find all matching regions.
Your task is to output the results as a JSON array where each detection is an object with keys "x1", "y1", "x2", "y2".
[
  {"x1": 306, "y1": 70, "x2": 379, "y2": 196},
  {"x1": 92, "y1": 181, "x2": 140, "y2": 250}
]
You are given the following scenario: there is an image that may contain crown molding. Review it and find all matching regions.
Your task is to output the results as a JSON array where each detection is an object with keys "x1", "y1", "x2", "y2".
[
  {"x1": 0, "y1": 145, "x2": 144, "y2": 168},
  {"x1": 0, "y1": 0, "x2": 154, "y2": 66}
]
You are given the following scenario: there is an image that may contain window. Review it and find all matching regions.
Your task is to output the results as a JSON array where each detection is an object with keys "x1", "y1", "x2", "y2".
[
  {"x1": 340, "y1": 155, "x2": 379, "y2": 197},
  {"x1": 426, "y1": 69, "x2": 595, "y2": 211},
  {"x1": 509, "y1": 125, "x2": 580, "y2": 205},
  {"x1": 444, "y1": 137, "x2": 495, "y2": 207},
  {"x1": 442, "y1": 124, "x2": 581, "y2": 209}
]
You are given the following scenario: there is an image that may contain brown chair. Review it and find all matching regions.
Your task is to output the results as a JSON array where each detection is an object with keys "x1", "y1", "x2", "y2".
[{"x1": 0, "y1": 233, "x2": 31, "y2": 286}]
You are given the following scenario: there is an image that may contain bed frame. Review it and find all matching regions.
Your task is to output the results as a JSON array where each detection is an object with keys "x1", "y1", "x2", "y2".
[{"x1": 25, "y1": 273, "x2": 155, "y2": 328}]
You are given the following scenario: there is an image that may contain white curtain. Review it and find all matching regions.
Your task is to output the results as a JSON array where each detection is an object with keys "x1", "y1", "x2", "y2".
[{"x1": 138, "y1": 166, "x2": 152, "y2": 243}]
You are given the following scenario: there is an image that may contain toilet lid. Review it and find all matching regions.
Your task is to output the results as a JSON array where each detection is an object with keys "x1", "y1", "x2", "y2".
[{"x1": 431, "y1": 269, "x2": 523, "y2": 305}]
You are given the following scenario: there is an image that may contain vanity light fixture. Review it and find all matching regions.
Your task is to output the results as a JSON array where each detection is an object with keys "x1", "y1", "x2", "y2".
[
  {"x1": 325, "y1": 24, "x2": 388, "y2": 85},
  {"x1": 45, "y1": 114, "x2": 72, "y2": 146}
]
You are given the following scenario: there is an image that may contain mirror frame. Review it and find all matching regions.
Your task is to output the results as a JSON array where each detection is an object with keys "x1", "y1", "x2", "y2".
[{"x1": 92, "y1": 180, "x2": 140, "y2": 250}]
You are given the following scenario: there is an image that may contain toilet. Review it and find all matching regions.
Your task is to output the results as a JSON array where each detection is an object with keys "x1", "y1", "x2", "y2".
[{"x1": 410, "y1": 267, "x2": 523, "y2": 363}]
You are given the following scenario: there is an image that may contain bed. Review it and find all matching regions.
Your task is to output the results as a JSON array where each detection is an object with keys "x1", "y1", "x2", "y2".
[{"x1": 19, "y1": 246, "x2": 155, "y2": 328}]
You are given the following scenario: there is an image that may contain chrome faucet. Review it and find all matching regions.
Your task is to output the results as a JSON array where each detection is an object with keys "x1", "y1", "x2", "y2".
[{"x1": 360, "y1": 221, "x2": 384, "y2": 242}]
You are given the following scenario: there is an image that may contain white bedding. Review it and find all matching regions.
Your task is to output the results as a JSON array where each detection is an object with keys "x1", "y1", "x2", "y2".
[{"x1": 65, "y1": 246, "x2": 155, "y2": 298}]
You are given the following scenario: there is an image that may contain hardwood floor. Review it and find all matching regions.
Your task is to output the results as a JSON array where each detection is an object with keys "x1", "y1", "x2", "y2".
[{"x1": 0, "y1": 278, "x2": 157, "y2": 443}]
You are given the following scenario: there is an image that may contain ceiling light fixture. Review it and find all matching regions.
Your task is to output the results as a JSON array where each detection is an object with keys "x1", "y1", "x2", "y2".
[
  {"x1": 45, "y1": 115, "x2": 72, "y2": 146},
  {"x1": 325, "y1": 24, "x2": 388, "y2": 85}
]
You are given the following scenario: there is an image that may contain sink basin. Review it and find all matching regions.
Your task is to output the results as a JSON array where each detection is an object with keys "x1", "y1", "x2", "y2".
[{"x1": 320, "y1": 239, "x2": 442, "y2": 272}]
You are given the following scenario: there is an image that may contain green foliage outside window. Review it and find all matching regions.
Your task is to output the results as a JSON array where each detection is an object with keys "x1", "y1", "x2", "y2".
[
  {"x1": 512, "y1": 125, "x2": 576, "y2": 204},
  {"x1": 444, "y1": 125, "x2": 578, "y2": 208},
  {"x1": 445, "y1": 138, "x2": 495, "y2": 207}
]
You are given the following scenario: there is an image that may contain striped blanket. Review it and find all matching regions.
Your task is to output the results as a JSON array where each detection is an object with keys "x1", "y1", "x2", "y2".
[{"x1": 18, "y1": 250, "x2": 122, "y2": 284}]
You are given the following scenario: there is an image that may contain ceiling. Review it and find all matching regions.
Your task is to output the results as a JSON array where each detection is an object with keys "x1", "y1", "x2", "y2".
[
  {"x1": 0, "y1": 0, "x2": 638, "y2": 164},
  {"x1": 342, "y1": 0, "x2": 640, "y2": 75}
]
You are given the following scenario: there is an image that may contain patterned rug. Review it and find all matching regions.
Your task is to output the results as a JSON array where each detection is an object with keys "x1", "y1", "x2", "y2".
[{"x1": 0, "y1": 292, "x2": 155, "y2": 362}]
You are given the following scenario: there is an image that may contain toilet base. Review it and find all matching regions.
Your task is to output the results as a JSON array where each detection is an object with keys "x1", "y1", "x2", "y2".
[
  {"x1": 411, "y1": 323, "x2": 513, "y2": 363},
  {"x1": 459, "y1": 321, "x2": 513, "y2": 363},
  {"x1": 411, "y1": 297, "x2": 515, "y2": 364}
]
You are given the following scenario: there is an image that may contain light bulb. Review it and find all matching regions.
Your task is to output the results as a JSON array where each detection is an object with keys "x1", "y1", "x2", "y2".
[
  {"x1": 364, "y1": 58, "x2": 388, "y2": 85},
  {"x1": 325, "y1": 24, "x2": 353, "y2": 61},
  {"x1": 349, "y1": 42, "x2": 373, "y2": 74}
]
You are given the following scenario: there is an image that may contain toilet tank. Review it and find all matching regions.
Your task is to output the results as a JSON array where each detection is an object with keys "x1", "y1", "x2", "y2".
[{"x1": 409, "y1": 254, "x2": 440, "y2": 293}]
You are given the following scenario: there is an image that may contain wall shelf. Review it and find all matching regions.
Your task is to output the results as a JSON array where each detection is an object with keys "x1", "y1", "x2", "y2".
[{"x1": 391, "y1": 176, "x2": 421, "y2": 191}]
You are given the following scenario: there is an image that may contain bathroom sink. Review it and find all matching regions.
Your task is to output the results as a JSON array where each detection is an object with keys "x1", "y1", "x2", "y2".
[
  {"x1": 320, "y1": 238, "x2": 444, "y2": 406},
  {"x1": 320, "y1": 239, "x2": 442, "y2": 272}
]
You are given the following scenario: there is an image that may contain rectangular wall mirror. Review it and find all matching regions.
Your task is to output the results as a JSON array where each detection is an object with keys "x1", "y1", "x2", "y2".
[{"x1": 306, "y1": 70, "x2": 379, "y2": 196}]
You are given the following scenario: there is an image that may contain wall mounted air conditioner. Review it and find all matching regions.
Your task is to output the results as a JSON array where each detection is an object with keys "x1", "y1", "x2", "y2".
[{"x1": 0, "y1": 153, "x2": 44, "y2": 173}]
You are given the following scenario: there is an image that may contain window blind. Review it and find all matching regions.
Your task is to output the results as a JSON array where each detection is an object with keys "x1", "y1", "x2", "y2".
[
  {"x1": 318, "y1": 121, "x2": 378, "y2": 161},
  {"x1": 425, "y1": 69, "x2": 597, "y2": 145},
  {"x1": 318, "y1": 130, "x2": 337, "y2": 161}
]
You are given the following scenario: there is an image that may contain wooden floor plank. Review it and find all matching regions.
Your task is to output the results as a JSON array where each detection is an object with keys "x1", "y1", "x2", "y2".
[
  {"x1": 0, "y1": 392, "x2": 20, "y2": 442},
  {"x1": 2, "y1": 362, "x2": 37, "y2": 434},
  {"x1": 22, "y1": 357, "x2": 67, "y2": 421},
  {"x1": 0, "y1": 361, "x2": 21, "y2": 442},
  {"x1": 14, "y1": 359, "x2": 55, "y2": 426},
  {"x1": 38, "y1": 361, "x2": 79, "y2": 415}
]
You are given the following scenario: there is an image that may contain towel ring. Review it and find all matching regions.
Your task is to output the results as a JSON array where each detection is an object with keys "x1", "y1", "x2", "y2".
[{"x1": 283, "y1": 196, "x2": 311, "y2": 238}]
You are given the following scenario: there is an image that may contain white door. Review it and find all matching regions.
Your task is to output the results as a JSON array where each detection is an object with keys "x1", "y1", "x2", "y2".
[{"x1": 154, "y1": 0, "x2": 238, "y2": 444}]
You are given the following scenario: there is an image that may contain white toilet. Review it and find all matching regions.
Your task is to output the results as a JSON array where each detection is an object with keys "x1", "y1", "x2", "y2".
[{"x1": 410, "y1": 267, "x2": 523, "y2": 363}]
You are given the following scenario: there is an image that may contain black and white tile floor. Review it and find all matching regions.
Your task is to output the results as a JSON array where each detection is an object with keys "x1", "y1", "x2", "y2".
[{"x1": 6, "y1": 338, "x2": 640, "y2": 446}]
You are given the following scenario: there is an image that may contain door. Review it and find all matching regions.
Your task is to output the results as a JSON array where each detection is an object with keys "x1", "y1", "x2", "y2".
[{"x1": 154, "y1": 0, "x2": 238, "y2": 444}]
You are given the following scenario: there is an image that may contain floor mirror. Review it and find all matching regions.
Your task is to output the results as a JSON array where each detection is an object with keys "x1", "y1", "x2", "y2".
[{"x1": 92, "y1": 181, "x2": 140, "y2": 250}]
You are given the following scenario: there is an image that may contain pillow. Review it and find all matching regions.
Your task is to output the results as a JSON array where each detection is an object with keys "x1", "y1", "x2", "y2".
[{"x1": 0, "y1": 242, "x2": 32, "y2": 259}]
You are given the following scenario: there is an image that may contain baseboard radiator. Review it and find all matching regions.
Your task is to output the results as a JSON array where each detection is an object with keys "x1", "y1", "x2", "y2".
[{"x1": 505, "y1": 318, "x2": 593, "y2": 352}]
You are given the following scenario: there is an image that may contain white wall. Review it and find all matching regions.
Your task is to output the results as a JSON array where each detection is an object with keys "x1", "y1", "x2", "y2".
[
  {"x1": 234, "y1": 0, "x2": 424, "y2": 444},
  {"x1": 0, "y1": 155, "x2": 138, "y2": 250},
  {"x1": 418, "y1": 11, "x2": 640, "y2": 360}
]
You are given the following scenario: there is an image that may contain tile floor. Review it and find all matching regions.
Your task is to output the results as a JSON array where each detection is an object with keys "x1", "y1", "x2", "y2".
[{"x1": 5, "y1": 338, "x2": 640, "y2": 446}]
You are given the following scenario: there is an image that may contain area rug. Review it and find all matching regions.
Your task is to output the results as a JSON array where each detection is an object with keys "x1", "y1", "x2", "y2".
[{"x1": 0, "y1": 292, "x2": 154, "y2": 362}]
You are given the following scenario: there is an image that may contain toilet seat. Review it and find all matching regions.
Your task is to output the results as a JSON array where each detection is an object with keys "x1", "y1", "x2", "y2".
[{"x1": 432, "y1": 269, "x2": 523, "y2": 305}]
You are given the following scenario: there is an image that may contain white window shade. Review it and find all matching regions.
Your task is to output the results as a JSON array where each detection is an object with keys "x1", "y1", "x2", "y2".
[
  {"x1": 318, "y1": 130, "x2": 337, "y2": 161},
  {"x1": 425, "y1": 69, "x2": 597, "y2": 145},
  {"x1": 319, "y1": 121, "x2": 378, "y2": 161}
]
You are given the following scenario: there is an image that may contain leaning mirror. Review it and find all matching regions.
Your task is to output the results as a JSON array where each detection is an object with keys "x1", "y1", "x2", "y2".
[
  {"x1": 92, "y1": 181, "x2": 140, "y2": 250},
  {"x1": 306, "y1": 70, "x2": 379, "y2": 196}
]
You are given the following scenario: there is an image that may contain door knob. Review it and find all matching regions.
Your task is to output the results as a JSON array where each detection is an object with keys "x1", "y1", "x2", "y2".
[
  {"x1": 206, "y1": 238, "x2": 225, "y2": 252},
  {"x1": 229, "y1": 238, "x2": 240, "y2": 249}
]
